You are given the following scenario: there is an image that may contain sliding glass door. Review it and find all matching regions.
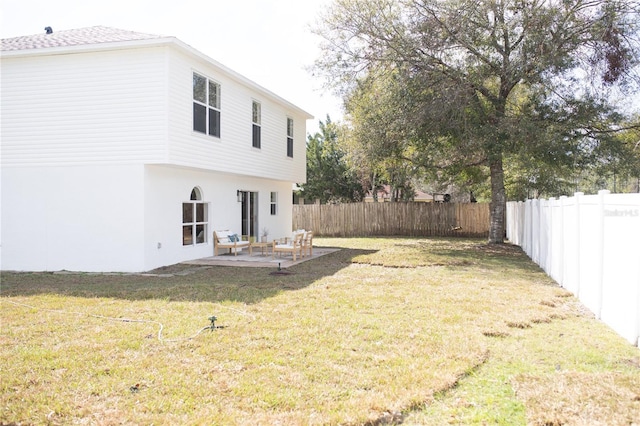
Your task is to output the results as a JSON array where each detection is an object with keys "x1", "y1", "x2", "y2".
[{"x1": 240, "y1": 191, "x2": 258, "y2": 241}]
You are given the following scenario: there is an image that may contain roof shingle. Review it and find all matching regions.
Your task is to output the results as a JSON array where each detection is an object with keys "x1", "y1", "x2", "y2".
[{"x1": 1, "y1": 26, "x2": 166, "y2": 52}]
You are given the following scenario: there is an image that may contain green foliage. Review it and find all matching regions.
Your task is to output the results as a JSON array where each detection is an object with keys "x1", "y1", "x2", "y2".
[
  {"x1": 576, "y1": 114, "x2": 640, "y2": 193},
  {"x1": 314, "y1": 0, "x2": 640, "y2": 239},
  {"x1": 343, "y1": 69, "x2": 426, "y2": 201},
  {"x1": 299, "y1": 116, "x2": 365, "y2": 203}
]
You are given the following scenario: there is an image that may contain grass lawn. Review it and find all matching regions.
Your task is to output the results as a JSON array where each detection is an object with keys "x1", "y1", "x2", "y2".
[{"x1": 1, "y1": 237, "x2": 639, "y2": 425}]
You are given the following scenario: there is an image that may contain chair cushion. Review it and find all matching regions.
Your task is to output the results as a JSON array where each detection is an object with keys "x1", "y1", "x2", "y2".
[
  {"x1": 216, "y1": 230, "x2": 235, "y2": 244},
  {"x1": 290, "y1": 230, "x2": 305, "y2": 241}
]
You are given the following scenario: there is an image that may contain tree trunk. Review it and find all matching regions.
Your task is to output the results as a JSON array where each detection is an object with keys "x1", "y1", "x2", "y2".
[
  {"x1": 372, "y1": 172, "x2": 378, "y2": 202},
  {"x1": 489, "y1": 155, "x2": 506, "y2": 244}
]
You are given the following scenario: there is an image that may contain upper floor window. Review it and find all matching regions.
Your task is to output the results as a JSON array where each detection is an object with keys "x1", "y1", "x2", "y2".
[
  {"x1": 193, "y1": 73, "x2": 221, "y2": 138},
  {"x1": 252, "y1": 101, "x2": 261, "y2": 149},
  {"x1": 182, "y1": 187, "x2": 208, "y2": 246},
  {"x1": 286, "y1": 118, "x2": 294, "y2": 158}
]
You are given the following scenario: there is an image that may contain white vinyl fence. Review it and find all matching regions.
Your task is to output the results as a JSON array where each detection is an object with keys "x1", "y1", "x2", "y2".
[{"x1": 506, "y1": 190, "x2": 640, "y2": 346}]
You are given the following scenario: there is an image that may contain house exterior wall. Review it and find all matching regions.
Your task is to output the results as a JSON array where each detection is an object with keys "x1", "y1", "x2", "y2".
[
  {"x1": 1, "y1": 46, "x2": 165, "y2": 271},
  {"x1": 1, "y1": 164, "x2": 145, "y2": 272},
  {"x1": 1, "y1": 43, "x2": 308, "y2": 179},
  {"x1": 143, "y1": 165, "x2": 294, "y2": 271},
  {"x1": 1, "y1": 34, "x2": 309, "y2": 272},
  {"x1": 166, "y1": 48, "x2": 307, "y2": 183},
  {"x1": 0, "y1": 47, "x2": 169, "y2": 167},
  {"x1": 0, "y1": 163, "x2": 294, "y2": 272}
]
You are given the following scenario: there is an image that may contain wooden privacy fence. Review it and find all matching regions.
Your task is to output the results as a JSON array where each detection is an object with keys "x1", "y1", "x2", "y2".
[{"x1": 293, "y1": 202, "x2": 490, "y2": 238}]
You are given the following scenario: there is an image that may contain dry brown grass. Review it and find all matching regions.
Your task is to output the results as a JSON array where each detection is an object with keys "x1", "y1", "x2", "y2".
[
  {"x1": 513, "y1": 372, "x2": 640, "y2": 426},
  {"x1": 2, "y1": 237, "x2": 639, "y2": 425}
]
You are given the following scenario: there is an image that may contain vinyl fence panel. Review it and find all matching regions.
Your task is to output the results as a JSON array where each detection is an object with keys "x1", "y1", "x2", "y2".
[
  {"x1": 507, "y1": 191, "x2": 640, "y2": 346},
  {"x1": 600, "y1": 192, "x2": 640, "y2": 347}
]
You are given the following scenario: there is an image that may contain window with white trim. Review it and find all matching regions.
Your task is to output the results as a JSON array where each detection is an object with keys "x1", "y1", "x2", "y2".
[
  {"x1": 286, "y1": 117, "x2": 294, "y2": 157},
  {"x1": 193, "y1": 72, "x2": 221, "y2": 138},
  {"x1": 252, "y1": 101, "x2": 261, "y2": 148},
  {"x1": 270, "y1": 192, "x2": 277, "y2": 215},
  {"x1": 182, "y1": 187, "x2": 208, "y2": 246}
]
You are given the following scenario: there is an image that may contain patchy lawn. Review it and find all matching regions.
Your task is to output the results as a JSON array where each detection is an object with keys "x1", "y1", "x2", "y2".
[{"x1": 1, "y1": 238, "x2": 638, "y2": 425}]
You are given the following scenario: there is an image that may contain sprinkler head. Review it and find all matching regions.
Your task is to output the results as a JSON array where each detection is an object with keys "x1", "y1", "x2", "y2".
[{"x1": 208, "y1": 316, "x2": 217, "y2": 330}]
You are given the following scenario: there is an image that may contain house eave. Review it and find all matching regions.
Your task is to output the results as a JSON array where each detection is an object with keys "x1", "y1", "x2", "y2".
[{"x1": 0, "y1": 36, "x2": 177, "y2": 58}]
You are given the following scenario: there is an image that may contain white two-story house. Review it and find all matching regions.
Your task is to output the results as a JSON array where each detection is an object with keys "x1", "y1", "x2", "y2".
[{"x1": 1, "y1": 26, "x2": 312, "y2": 272}]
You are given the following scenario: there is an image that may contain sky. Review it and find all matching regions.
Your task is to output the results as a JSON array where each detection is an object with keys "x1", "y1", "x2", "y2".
[{"x1": 0, "y1": 0, "x2": 343, "y2": 135}]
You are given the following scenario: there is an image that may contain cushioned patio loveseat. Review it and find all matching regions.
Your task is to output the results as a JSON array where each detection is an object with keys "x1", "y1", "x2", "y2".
[{"x1": 213, "y1": 230, "x2": 252, "y2": 256}]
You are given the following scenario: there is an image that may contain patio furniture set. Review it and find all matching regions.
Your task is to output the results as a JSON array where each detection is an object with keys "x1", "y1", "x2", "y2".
[{"x1": 213, "y1": 229, "x2": 313, "y2": 261}]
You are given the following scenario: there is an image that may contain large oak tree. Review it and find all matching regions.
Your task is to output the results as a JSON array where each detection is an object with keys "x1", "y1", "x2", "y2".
[{"x1": 314, "y1": 0, "x2": 639, "y2": 243}]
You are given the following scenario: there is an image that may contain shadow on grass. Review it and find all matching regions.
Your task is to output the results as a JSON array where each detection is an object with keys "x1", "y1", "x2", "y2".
[
  {"x1": 417, "y1": 239, "x2": 542, "y2": 270},
  {"x1": 343, "y1": 237, "x2": 543, "y2": 272},
  {"x1": 0, "y1": 248, "x2": 377, "y2": 305}
]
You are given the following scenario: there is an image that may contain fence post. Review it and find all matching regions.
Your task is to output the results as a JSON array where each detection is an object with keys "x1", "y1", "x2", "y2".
[
  {"x1": 524, "y1": 199, "x2": 532, "y2": 257},
  {"x1": 637, "y1": 258, "x2": 640, "y2": 347},
  {"x1": 574, "y1": 192, "x2": 583, "y2": 298},
  {"x1": 530, "y1": 199, "x2": 538, "y2": 263},
  {"x1": 540, "y1": 198, "x2": 550, "y2": 272},
  {"x1": 544, "y1": 197, "x2": 556, "y2": 279},
  {"x1": 594, "y1": 189, "x2": 610, "y2": 319},
  {"x1": 557, "y1": 196, "x2": 567, "y2": 286}
]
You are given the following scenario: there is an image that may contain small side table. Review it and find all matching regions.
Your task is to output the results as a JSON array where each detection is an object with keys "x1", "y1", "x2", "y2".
[{"x1": 251, "y1": 240, "x2": 272, "y2": 256}]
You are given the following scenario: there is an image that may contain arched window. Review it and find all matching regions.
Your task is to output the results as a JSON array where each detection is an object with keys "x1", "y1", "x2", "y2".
[
  {"x1": 182, "y1": 187, "x2": 208, "y2": 246},
  {"x1": 190, "y1": 187, "x2": 201, "y2": 201}
]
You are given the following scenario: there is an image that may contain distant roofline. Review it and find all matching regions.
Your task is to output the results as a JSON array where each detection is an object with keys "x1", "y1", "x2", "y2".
[{"x1": 1, "y1": 26, "x2": 314, "y2": 120}]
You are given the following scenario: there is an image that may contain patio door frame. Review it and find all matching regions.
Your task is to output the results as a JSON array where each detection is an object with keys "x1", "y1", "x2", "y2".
[{"x1": 240, "y1": 190, "x2": 258, "y2": 241}]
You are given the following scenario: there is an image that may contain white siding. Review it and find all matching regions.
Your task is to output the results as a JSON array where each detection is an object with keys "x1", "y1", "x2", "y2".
[
  {"x1": 166, "y1": 49, "x2": 308, "y2": 183},
  {"x1": 1, "y1": 47, "x2": 169, "y2": 167},
  {"x1": 1, "y1": 42, "x2": 309, "y2": 178}
]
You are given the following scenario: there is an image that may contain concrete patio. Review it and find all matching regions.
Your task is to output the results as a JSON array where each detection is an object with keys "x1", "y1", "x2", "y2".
[{"x1": 183, "y1": 246, "x2": 339, "y2": 269}]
